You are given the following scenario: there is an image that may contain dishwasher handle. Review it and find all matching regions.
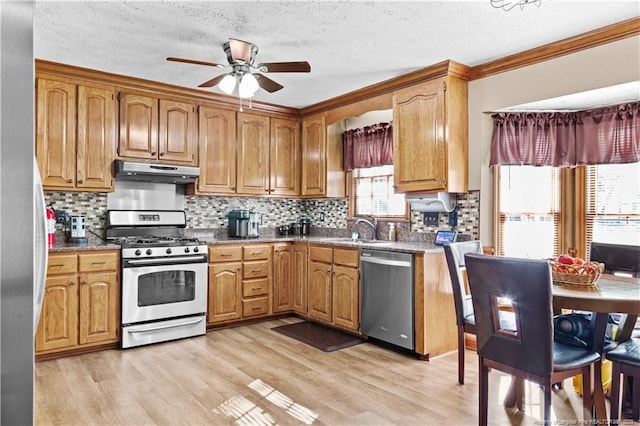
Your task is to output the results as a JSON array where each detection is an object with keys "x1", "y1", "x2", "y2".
[{"x1": 360, "y1": 256, "x2": 412, "y2": 268}]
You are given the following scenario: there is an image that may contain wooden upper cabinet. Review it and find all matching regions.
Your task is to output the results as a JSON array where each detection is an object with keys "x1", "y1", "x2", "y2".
[
  {"x1": 236, "y1": 112, "x2": 270, "y2": 195},
  {"x1": 197, "y1": 106, "x2": 237, "y2": 194},
  {"x1": 118, "y1": 93, "x2": 158, "y2": 160},
  {"x1": 270, "y1": 118, "x2": 300, "y2": 196},
  {"x1": 301, "y1": 113, "x2": 327, "y2": 196},
  {"x1": 392, "y1": 76, "x2": 468, "y2": 193},
  {"x1": 36, "y1": 77, "x2": 115, "y2": 192},
  {"x1": 158, "y1": 99, "x2": 197, "y2": 164},
  {"x1": 76, "y1": 85, "x2": 115, "y2": 190},
  {"x1": 118, "y1": 92, "x2": 197, "y2": 166}
]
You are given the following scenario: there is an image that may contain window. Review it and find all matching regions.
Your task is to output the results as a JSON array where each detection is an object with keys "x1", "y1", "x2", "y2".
[
  {"x1": 349, "y1": 165, "x2": 406, "y2": 218},
  {"x1": 497, "y1": 166, "x2": 560, "y2": 259},
  {"x1": 585, "y1": 162, "x2": 640, "y2": 251}
]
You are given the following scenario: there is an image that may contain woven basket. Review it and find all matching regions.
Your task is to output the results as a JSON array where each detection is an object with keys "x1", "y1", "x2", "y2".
[{"x1": 550, "y1": 260, "x2": 604, "y2": 287}]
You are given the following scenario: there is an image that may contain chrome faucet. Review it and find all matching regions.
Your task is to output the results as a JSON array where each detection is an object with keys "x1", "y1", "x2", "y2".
[{"x1": 354, "y1": 216, "x2": 378, "y2": 240}]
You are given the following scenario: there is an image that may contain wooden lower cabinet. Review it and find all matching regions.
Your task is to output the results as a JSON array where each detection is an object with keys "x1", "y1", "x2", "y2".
[
  {"x1": 207, "y1": 244, "x2": 271, "y2": 325},
  {"x1": 292, "y1": 243, "x2": 308, "y2": 314},
  {"x1": 307, "y1": 245, "x2": 360, "y2": 332},
  {"x1": 273, "y1": 243, "x2": 293, "y2": 313},
  {"x1": 36, "y1": 251, "x2": 119, "y2": 355}
]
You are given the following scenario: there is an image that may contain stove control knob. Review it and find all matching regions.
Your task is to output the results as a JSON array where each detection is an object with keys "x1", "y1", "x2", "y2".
[
  {"x1": 166, "y1": 248, "x2": 172, "y2": 255},
  {"x1": 146, "y1": 249, "x2": 153, "y2": 256},
  {"x1": 193, "y1": 247, "x2": 199, "y2": 253},
  {"x1": 135, "y1": 249, "x2": 142, "y2": 256},
  {"x1": 184, "y1": 247, "x2": 191, "y2": 253}
]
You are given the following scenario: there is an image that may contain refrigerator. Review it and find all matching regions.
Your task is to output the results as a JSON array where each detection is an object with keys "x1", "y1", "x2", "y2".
[{"x1": 1, "y1": 1, "x2": 39, "y2": 424}]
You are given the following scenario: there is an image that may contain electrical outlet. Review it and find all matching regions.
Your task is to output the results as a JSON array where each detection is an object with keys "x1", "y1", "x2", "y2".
[
  {"x1": 423, "y1": 212, "x2": 439, "y2": 226},
  {"x1": 55, "y1": 209, "x2": 67, "y2": 224}
]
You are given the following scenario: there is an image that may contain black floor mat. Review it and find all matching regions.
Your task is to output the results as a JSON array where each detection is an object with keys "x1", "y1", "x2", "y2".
[{"x1": 272, "y1": 321, "x2": 365, "y2": 352}]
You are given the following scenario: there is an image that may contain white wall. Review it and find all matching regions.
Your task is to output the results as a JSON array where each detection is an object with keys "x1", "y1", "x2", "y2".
[{"x1": 468, "y1": 35, "x2": 640, "y2": 246}]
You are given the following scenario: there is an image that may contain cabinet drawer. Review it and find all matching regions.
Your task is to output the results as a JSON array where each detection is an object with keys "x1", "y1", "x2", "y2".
[
  {"x1": 243, "y1": 260, "x2": 270, "y2": 279},
  {"x1": 243, "y1": 245, "x2": 271, "y2": 261},
  {"x1": 78, "y1": 252, "x2": 118, "y2": 272},
  {"x1": 47, "y1": 255, "x2": 77, "y2": 275},
  {"x1": 334, "y1": 248, "x2": 359, "y2": 268},
  {"x1": 208, "y1": 245, "x2": 242, "y2": 262},
  {"x1": 242, "y1": 278, "x2": 269, "y2": 298},
  {"x1": 242, "y1": 297, "x2": 269, "y2": 317},
  {"x1": 309, "y1": 246, "x2": 333, "y2": 263}
]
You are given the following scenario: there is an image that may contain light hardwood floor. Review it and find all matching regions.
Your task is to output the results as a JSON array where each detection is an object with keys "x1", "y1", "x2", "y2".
[{"x1": 35, "y1": 317, "x2": 635, "y2": 426}]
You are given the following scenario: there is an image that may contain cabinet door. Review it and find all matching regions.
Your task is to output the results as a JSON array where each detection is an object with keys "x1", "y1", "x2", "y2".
[
  {"x1": 158, "y1": 99, "x2": 197, "y2": 165},
  {"x1": 301, "y1": 114, "x2": 327, "y2": 196},
  {"x1": 198, "y1": 106, "x2": 237, "y2": 194},
  {"x1": 118, "y1": 92, "x2": 158, "y2": 160},
  {"x1": 332, "y1": 265, "x2": 359, "y2": 331},
  {"x1": 76, "y1": 84, "x2": 115, "y2": 191},
  {"x1": 208, "y1": 262, "x2": 242, "y2": 324},
  {"x1": 273, "y1": 244, "x2": 293, "y2": 313},
  {"x1": 35, "y1": 275, "x2": 78, "y2": 352},
  {"x1": 292, "y1": 243, "x2": 308, "y2": 314},
  {"x1": 307, "y1": 260, "x2": 332, "y2": 322},
  {"x1": 393, "y1": 79, "x2": 447, "y2": 192},
  {"x1": 78, "y1": 272, "x2": 118, "y2": 345},
  {"x1": 270, "y1": 118, "x2": 300, "y2": 196},
  {"x1": 237, "y1": 112, "x2": 270, "y2": 195},
  {"x1": 36, "y1": 78, "x2": 77, "y2": 189}
]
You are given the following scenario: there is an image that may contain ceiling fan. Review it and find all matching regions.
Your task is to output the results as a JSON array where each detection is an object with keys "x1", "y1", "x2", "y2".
[{"x1": 167, "y1": 38, "x2": 310, "y2": 97}]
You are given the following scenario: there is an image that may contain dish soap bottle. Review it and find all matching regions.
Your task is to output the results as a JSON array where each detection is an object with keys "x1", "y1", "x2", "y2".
[{"x1": 389, "y1": 223, "x2": 396, "y2": 242}]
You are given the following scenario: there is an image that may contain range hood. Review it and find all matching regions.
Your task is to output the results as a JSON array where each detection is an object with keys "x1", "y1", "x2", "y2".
[
  {"x1": 406, "y1": 192, "x2": 457, "y2": 213},
  {"x1": 115, "y1": 160, "x2": 199, "y2": 184}
]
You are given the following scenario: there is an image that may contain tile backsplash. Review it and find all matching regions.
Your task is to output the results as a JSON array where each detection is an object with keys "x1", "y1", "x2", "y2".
[{"x1": 44, "y1": 190, "x2": 479, "y2": 241}]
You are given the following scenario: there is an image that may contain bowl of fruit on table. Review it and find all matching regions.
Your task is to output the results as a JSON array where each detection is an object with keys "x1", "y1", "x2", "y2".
[{"x1": 550, "y1": 254, "x2": 604, "y2": 287}]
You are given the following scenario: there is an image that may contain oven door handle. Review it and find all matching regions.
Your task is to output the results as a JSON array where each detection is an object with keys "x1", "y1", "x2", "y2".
[
  {"x1": 126, "y1": 317, "x2": 204, "y2": 333},
  {"x1": 124, "y1": 255, "x2": 207, "y2": 266}
]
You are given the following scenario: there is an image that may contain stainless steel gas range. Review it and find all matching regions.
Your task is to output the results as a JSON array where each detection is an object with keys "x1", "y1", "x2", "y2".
[{"x1": 106, "y1": 210, "x2": 208, "y2": 348}]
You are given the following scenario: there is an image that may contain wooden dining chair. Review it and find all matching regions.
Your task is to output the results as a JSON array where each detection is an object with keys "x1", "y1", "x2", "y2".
[
  {"x1": 443, "y1": 241, "x2": 483, "y2": 385},
  {"x1": 464, "y1": 253, "x2": 602, "y2": 425},
  {"x1": 606, "y1": 337, "x2": 640, "y2": 422}
]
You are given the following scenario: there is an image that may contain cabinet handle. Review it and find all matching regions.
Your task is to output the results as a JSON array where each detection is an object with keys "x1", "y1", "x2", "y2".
[
  {"x1": 251, "y1": 307, "x2": 261, "y2": 311},
  {"x1": 49, "y1": 263, "x2": 65, "y2": 267},
  {"x1": 68, "y1": 281, "x2": 75, "y2": 286},
  {"x1": 250, "y1": 269, "x2": 262, "y2": 273},
  {"x1": 91, "y1": 261, "x2": 105, "y2": 265},
  {"x1": 252, "y1": 287, "x2": 262, "y2": 291},
  {"x1": 81, "y1": 280, "x2": 87, "y2": 285},
  {"x1": 220, "y1": 253, "x2": 233, "y2": 257}
]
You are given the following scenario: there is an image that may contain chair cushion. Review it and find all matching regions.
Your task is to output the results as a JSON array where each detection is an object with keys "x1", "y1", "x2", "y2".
[
  {"x1": 553, "y1": 341, "x2": 602, "y2": 371},
  {"x1": 605, "y1": 338, "x2": 640, "y2": 368}
]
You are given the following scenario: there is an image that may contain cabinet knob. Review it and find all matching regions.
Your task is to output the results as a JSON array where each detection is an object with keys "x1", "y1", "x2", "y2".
[
  {"x1": 77, "y1": 179, "x2": 84, "y2": 184},
  {"x1": 68, "y1": 281, "x2": 75, "y2": 286},
  {"x1": 67, "y1": 179, "x2": 73, "y2": 183},
  {"x1": 159, "y1": 152, "x2": 165, "y2": 157},
  {"x1": 81, "y1": 280, "x2": 87, "y2": 285},
  {"x1": 151, "y1": 151, "x2": 157, "y2": 156}
]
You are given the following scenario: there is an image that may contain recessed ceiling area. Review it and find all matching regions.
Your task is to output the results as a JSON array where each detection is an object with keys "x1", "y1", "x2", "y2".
[
  {"x1": 496, "y1": 81, "x2": 640, "y2": 112},
  {"x1": 33, "y1": 1, "x2": 640, "y2": 109}
]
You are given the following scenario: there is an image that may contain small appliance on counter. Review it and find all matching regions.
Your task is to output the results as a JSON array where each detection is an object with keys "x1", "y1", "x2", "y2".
[
  {"x1": 228, "y1": 210, "x2": 261, "y2": 238},
  {"x1": 299, "y1": 218, "x2": 312, "y2": 236},
  {"x1": 65, "y1": 215, "x2": 88, "y2": 244}
]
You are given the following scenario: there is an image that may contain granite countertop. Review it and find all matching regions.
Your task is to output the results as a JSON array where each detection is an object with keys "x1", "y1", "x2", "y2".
[{"x1": 48, "y1": 233, "x2": 443, "y2": 255}]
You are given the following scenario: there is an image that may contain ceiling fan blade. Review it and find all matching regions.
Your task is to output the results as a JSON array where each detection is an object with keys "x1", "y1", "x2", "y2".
[
  {"x1": 198, "y1": 74, "x2": 226, "y2": 88},
  {"x1": 167, "y1": 57, "x2": 224, "y2": 68},
  {"x1": 257, "y1": 61, "x2": 311, "y2": 73},
  {"x1": 228, "y1": 38, "x2": 254, "y2": 63},
  {"x1": 254, "y1": 73, "x2": 284, "y2": 93}
]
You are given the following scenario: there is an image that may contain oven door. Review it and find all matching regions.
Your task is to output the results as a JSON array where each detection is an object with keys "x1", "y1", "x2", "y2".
[{"x1": 122, "y1": 255, "x2": 207, "y2": 325}]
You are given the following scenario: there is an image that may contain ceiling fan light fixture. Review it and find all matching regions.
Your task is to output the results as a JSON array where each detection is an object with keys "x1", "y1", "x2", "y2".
[
  {"x1": 239, "y1": 73, "x2": 259, "y2": 98},
  {"x1": 218, "y1": 74, "x2": 237, "y2": 95}
]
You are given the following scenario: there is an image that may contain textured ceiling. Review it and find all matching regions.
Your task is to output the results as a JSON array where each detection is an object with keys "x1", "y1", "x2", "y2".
[{"x1": 34, "y1": 1, "x2": 640, "y2": 109}]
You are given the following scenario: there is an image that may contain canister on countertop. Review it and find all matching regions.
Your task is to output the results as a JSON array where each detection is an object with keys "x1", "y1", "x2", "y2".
[
  {"x1": 289, "y1": 222, "x2": 301, "y2": 235},
  {"x1": 299, "y1": 218, "x2": 312, "y2": 235}
]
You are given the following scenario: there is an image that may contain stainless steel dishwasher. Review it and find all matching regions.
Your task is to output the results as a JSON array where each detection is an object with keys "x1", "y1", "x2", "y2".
[{"x1": 360, "y1": 249, "x2": 414, "y2": 350}]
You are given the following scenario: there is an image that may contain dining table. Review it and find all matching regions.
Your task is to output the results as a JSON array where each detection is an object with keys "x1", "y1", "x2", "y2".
[{"x1": 504, "y1": 273, "x2": 640, "y2": 425}]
